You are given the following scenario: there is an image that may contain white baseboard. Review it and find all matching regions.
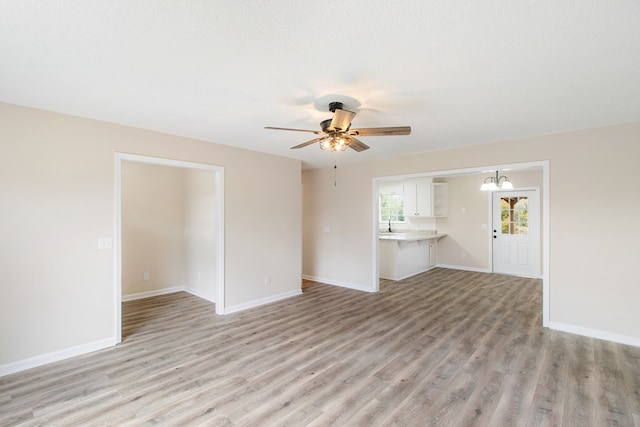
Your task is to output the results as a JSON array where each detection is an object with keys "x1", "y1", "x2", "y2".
[
  {"x1": 1, "y1": 287, "x2": 301, "y2": 377},
  {"x1": 381, "y1": 267, "x2": 436, "y2": 281},
  {"x1": 122, "y1": 286, "x2": 184, "y2": 301},
  {"x1": 302, "y1": 275, "x2": 375, "y2": 292},
  {"x1": 436, "y1": 264, "x2": 542, "y2": 279},
  {"x1": 0, "y1": 337, "x2": 115, "y2": 377},
  {"x1": 184, "y1": 287, "x2": 215, "y2": 303},
  {"x1": 224, "y1": 289, "x2": 303, "y2": 314},
  {"x1": 436, "y1": 264, "x2": 492, "y2": 274},
  {"x1": 549, "y1": 321, "x2": 640, "y2": 348}
]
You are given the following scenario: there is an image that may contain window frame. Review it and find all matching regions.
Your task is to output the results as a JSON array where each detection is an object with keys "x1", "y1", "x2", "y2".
[{"x1": 379, "y1": 193, "x2": 406, "y2": 223}]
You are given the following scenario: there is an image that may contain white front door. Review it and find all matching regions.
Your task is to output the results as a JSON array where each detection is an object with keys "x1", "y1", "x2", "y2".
[{"x1": 492, "y1": 190, "x2": 540, "y2": 277}]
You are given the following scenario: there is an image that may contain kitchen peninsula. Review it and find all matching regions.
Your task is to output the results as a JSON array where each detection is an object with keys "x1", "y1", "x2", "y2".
[{"x1": 379, "y1": 232, "x2": 447, "y2": 280}]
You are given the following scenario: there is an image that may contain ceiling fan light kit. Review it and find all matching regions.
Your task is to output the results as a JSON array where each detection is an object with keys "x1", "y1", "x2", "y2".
[
  {"x1": 265, "y1": 101, "x2": 411, "y2": 153},
  {"x1": 320, "y1": 135, "x2": 348, "y2": 152}
]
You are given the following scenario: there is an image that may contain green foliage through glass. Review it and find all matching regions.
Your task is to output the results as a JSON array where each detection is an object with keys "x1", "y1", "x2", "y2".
[
  {"x1": 500, "y1": 197, "x2": 529, "y2": 235},
  {"x1": 380, "y1": 194, "x2": 405, "y2": 222}
]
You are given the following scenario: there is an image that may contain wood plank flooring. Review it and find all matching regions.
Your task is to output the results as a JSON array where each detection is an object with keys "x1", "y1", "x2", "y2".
[{"x1": 1, "y1": 268, "x2": 639, "y2": 426}]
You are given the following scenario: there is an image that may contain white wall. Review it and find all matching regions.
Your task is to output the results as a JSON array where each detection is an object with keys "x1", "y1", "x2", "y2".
[
  {"x1": 302, "y1": 122, "x2": 640, "y2": 345},
  {"x1": 0, "y1": 102, "x2": 302, "y2": 372}
]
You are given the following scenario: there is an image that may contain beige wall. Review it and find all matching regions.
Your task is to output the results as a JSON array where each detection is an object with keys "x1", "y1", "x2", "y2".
[
  {"x1": 121, "y1": 161, "x2": 216, "y2": 301},
  {"x1": 122, "y1": 162, "x2": 188, "y2": 296},
  {"x1": 0, "y1": 102, "x2": 302, "y2": 369},
  {"x1": 302, "y1": 122, "x2": 640, "y2": 343},
  {"x1": 121, "y1": 163, "x2": 216, "y2": 300},
  {"x1": 184, "y1": 168, "x2": 217, "y2": 300},
  {"x1": 436, "y1": 169, "x2": 543, "y2": 272},
  {"x1": 302, "y1": 164, "x2": 376, "y2": 289}
]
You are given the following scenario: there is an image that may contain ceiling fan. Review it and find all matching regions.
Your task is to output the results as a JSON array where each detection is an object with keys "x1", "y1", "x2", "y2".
[{"x1": 265, "y1": 101, "x2": 411, "y2": 152}]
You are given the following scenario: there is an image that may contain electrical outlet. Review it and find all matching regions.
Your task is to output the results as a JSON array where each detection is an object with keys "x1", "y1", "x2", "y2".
[
  {"x1": 264, "y1": 275, "x2": 271, "y2": 285},
  {"x1": 143, "y1": 272, "x2": 150, "y2": 281}
]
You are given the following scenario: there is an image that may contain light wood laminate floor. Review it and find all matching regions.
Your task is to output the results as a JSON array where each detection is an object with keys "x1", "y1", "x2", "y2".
[{"x1": 2, "y1": 268, "x2": 639, "y2": 426}]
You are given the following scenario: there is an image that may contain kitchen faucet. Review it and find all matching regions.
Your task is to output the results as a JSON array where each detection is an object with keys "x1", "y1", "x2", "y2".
[{"x1": 388, "y1": 219, "x2": 392, "y2": 233}]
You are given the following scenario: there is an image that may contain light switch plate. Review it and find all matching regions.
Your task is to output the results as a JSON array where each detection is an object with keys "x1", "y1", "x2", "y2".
[{"x1": 98, "y1": 237, "x2": 112, "y2": 249}]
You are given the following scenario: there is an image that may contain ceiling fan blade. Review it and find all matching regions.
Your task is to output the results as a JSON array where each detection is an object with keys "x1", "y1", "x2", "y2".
[
  {"x1": 347, "y1": 137, "x2": 370, "y2": 152},
  {"x1": 329, "y1": 108, "x2": 356, "y2": 132},
  {"x1": 290, "y1": 136, "x2": 325, "y2": 149},
  {"x1": 265, "y1": 126, "x2": 323, "y2": 134},
  {"x1": 348, "y1": 126, "x2": 412, "y2": 137}
]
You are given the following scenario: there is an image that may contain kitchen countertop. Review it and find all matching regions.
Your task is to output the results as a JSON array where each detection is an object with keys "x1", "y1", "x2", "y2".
[{"x1": 379, "y1": 232, "x2": 447, "y2": 241}]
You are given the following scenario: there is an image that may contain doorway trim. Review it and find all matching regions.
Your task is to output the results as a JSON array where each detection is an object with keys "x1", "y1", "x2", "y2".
[
  {"x1": 114, "y1": 153, "x2": 225, "y2": 344},
  {"x1": 372, "y1": 160, "x2": 550, "y2": 327}
]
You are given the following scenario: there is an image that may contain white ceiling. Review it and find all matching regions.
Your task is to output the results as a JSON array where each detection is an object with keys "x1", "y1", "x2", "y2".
[{"x1": 2, "y1": 1, "x2": 640, "y2": 169}]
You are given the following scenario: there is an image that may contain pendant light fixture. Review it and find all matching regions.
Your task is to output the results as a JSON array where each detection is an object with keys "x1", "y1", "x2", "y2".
[{"x1": 480, "y1": 170, "x2": 513, "y2": 191}]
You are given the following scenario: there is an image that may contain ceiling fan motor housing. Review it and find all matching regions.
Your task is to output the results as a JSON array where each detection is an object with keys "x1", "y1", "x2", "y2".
[
  {"x1": 320, "y1": 119, "x2": 334, "y2": 133},
  {"x1": 328, "y1": 101, "x2": 344, "y2": 112}
]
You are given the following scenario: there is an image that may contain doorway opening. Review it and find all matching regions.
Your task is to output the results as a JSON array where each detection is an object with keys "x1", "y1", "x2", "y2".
[
  {"x1": 372, "y1": 160, "x2": 549, "y2": 326},
  {"x1": 114, "y1": 153, "x2": 225, "y2": 344}
]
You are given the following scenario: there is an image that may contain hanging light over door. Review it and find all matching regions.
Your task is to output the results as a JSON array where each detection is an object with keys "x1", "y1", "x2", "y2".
[{"x1": 480, "y1": 171, "x2": 513, "y2": 191}]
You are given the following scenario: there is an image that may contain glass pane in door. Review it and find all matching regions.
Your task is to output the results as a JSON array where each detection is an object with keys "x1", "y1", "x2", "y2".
[{"x1": 500, "y1": 196, "x2": 529, "y2": 235}]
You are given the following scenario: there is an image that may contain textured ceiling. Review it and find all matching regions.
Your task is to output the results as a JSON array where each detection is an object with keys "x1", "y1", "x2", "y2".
[{"x1": 2, "y1": 1, "x2": 640, "y2": 169}]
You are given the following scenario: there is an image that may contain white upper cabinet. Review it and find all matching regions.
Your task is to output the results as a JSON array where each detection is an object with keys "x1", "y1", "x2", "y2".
[
  {"x1": 403, "y1": 181, "x2": 431, "y2": 217},
  {"x1": 403, "y1": 180, "x2": 448, "y2": 218}
]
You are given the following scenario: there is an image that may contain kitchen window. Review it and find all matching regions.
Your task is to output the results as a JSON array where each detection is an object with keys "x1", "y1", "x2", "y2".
[{"x1": 380, "y1": 193, "x2": 405, "y2": 222}]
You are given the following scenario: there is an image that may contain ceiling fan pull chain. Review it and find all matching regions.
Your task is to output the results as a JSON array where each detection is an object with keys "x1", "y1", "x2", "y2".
[{"x1": 334, "y1": 161, "x2": 337, "y2": 186}]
